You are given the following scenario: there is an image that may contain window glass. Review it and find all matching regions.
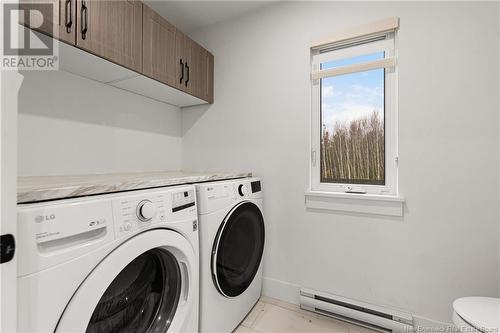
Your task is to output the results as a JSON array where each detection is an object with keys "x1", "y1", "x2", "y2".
[
  {"x1": 311, "y1": 31, "x2": 397, "y2": 195},
  {"x1": 320, "y1": 65, "x2": 385, "y2": 185},
  {"x1": 321, "y1": 51, "x2": 385, "y2": 69}
]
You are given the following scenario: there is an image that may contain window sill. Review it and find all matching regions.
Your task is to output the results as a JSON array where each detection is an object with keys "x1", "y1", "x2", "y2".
[{"x1": 305, "y1": 190, "x2": 405, "y2": 217}]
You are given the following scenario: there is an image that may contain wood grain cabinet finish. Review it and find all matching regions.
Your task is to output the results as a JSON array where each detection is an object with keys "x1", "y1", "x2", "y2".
[
  {"x1": 18, "y1": 0, "x2": 76, "y2": 44},
  {"x1": 141, "y1": 4, "x2": 214, "y2": 103},
  {"x1": 175, "y1": 33, "x2": 214, "y2": 103},
  {"x1": 175, "y1": 31, "x2": 191, "y2": 92},
  {"x1": 197, "y1": 47, "x2": 214, "y2": 103},
  {"x1": 21, "y1": 0, "x2": 213, "y2": 104},
  {"x1": 191, "y1": 43, "x2": 214, "y2": 103},
  {"x1": 188, "y1": 42, "x2": 207, "y2": 101},
  {"x1": 142, "y1": 4, "x2": 178, "y2": 87},
  {"x1": 76, "y1": 0, "x2": 142, "y2": 73}
]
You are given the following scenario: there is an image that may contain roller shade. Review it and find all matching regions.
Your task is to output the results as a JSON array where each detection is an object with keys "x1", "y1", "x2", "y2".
[
  {"x1": 311, "y1": 17, "x2": 399, "y2": 81},
  {"x1": 311, "y1": 57, "x2": 396, "y2": 80},
  {"x1": 311, "y1": 17, "x2": 399, "y2": 50}
]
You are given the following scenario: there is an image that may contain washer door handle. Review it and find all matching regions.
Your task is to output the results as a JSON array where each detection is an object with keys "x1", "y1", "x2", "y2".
[{"x1": 180, "y1": 261, "x2": 189, "y2": 304}]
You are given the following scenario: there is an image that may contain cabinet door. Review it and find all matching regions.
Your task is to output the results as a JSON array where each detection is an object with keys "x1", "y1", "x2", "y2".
[
  {"x1": 19, "y1": 0, "x2": 76, "y2": 44},
  {"x1": 198, "y1": 48, "x2": 214, "y2": 103},
  {"x1": 142, "y1": 4, "x2": 178, "y2": 87},
  {"x1": 186, "y1": 39, "x2": 202, "y2": 97},
  {"x1": 76, "y1": 0, "x2": 142, "y2": 72},
  {"x1": 187, "y1": 41, "x2": 214, "y2": 103},
  {"x1": 189, "y1": 42, "x2": 207, "y2": 99},
  {"x1": 179, "y1": 38, "x2": 214, "y2": 103}
]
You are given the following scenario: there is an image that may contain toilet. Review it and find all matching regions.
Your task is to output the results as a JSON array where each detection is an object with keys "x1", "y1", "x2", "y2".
[{"x1": 452, "y1": 297, "x2": 500, "y2": 332}]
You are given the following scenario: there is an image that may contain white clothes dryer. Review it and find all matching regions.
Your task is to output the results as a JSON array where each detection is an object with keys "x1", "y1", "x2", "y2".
[{"x1": 196, "y1": 178, "x2": 265, "y2": 333}]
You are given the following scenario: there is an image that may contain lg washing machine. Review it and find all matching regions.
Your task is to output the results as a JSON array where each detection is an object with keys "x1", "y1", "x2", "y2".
[{"x1": 17, "y1": 185, "x2": 199, "y2": 333}]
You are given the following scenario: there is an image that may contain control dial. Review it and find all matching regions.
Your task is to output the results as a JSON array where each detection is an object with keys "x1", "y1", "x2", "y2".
[
  {"x1": 136, "y1": 200, "x2": 156, "y2": 222},
  {"x1": 238, "y1": 184, "x2": 248, "y2": 197}
]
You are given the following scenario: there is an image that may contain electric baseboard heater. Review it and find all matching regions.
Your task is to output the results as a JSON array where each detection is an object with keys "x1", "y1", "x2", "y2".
[{"x1": 300, "y1": 288, "x2": 414, "y2": 332}]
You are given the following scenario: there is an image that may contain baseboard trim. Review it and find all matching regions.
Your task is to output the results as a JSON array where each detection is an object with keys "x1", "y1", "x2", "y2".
[
  {"x1": 412, "y1": 315, "x2": 454, "y2": 331},
  {"x1": 262, "y1": 276, "x2": 301, "y2": 305}
]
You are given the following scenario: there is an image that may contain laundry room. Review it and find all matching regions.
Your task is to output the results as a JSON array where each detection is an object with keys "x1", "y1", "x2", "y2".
[{"x1": 1, "y1": 1, "x2": 499, "y2": 333}]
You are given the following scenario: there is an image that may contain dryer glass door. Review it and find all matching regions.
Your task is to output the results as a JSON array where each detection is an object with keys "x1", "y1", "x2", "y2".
[
  {"x1": 213, "y1": 202, "x2": 265, "y2": 297},
  {"x1": 86, "y1": 248, "x2": 181, "y2": 333}
]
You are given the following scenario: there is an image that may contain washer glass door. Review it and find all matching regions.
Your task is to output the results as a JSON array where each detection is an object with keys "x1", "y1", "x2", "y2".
[
  {"x1": 86, "y1": 248, "x2": 181, "y2": 333},
  {"x1": 213, "y1": 202, "x2": 265, "y2": 297}
]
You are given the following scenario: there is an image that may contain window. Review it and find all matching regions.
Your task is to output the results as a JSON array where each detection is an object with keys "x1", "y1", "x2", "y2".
[{"x1": 310, "y1": 30, "x2": 398, "y2": 196}]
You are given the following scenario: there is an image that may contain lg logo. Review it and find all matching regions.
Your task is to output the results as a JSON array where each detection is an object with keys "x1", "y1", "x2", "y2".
[{"x1": 35, "y1": 214, "x2": 55, "y2": 223}]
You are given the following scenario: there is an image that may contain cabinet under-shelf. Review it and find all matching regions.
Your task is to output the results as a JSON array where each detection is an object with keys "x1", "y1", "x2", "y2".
[{"x1": 53, "y1": 35, "x2": 208, "y2": 107}]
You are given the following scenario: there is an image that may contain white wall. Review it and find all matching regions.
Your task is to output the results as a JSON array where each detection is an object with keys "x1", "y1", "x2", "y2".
[
  {"x1": 18, "y1": 70, "x2": 182, "y2": 176},
  {"x1": 1, "y1": 71, "x2": 23, "y2": 333},
  {"x1": 183, "y1": 1, "x2": 500, "y2": 323},
  {"x1": 497, "y1": 3, "x2": 500, "y2": 305}
]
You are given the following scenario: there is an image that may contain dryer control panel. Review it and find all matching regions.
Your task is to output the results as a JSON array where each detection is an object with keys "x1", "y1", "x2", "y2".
[{"x1": 196, "y1": 177, "x2": 263, "y2": 215}]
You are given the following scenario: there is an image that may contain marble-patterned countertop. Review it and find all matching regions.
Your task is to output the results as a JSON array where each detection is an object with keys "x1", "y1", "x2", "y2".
[{"x1": 18, "y1": 171, "x2": 252, "y2": 203}]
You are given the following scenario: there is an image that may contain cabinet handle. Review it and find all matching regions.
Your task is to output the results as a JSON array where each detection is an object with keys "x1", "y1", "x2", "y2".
[
  {"x1": 81, "y1": 0, "x2": 87, "y2": 40},
  {"x1": 185, "y1": 62, "x2": 190, "y2": 86},
  {"x1": 179, "y1": 59, "x2": 184, "y2": 84},
  {"x1": 65, "y1": 0, "x2": 72, "y2": 33}
]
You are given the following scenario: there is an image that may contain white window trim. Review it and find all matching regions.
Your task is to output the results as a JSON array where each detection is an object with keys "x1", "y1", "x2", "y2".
[
  {"x1": 305, "y1": 191, "x2": 404, "y2": 217},
  {"x1": 308, "y1": 20, "x2": 404, "y2": 215}
]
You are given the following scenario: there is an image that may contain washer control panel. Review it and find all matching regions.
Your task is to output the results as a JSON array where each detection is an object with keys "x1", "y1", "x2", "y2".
[
  {"x1": 136, "y1": 200, "x2": 156, "y2": 222},
  {"x1": 112, "y1": 186, "x2": 197, "y2": 238},
  {"x1": 16, "y1": 185, "x2": 197, "y2": 277}
]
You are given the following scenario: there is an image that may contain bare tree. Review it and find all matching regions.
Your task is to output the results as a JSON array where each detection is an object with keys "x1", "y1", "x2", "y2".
[{"x1": 321, "y1": 111, "x2": 384, "y2": 185}]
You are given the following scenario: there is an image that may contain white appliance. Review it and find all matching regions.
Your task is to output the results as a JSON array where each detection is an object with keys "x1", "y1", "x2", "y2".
[
  {"x1": 196, "y1": 178, "x2": 265, "y2": 333},
  {"x1": 17, "y1": 185, "x2": 199, "y2": 333},
  {"x1": 452, "y1": 297, "x2": 500, "y2": 333}
]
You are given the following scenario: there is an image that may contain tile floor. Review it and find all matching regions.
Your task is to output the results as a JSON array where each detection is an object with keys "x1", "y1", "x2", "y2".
[{"x1": 234, "y1": 296, "x2": 378, "y2": 333}]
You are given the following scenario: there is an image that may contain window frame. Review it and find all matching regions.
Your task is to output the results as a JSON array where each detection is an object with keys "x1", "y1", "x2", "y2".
[{"x1": 310, "y1": 32, "x2": 398, "y2": 196}]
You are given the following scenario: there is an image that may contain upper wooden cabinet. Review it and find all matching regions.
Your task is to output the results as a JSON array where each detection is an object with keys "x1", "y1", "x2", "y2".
[
  {"x1": 142, "y1": 4, "x2": 178, "y2": 87},
  {"x1": 21, "y1": 0, "x2": 213, "y2": 104},
  {"x1": 192, "y1": 44, "x2": 214, "y2": 104},
  {"x1": 19, "y1": 0, "x2": 75, "y2": 44},
  {"x1": 143, "y1": 6, "x2": 214, "y2": 103},
  {"x1": 75, "y1": 0, "x2": 143, "y2": 73},
  {"x1": 174, "y1": 32, "x2": 214, "y2": 103}
]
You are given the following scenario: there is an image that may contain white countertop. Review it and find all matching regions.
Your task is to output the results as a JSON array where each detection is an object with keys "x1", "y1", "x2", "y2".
[{"x1": 18, "y1": 171, "x2": 252, "y2": 203}]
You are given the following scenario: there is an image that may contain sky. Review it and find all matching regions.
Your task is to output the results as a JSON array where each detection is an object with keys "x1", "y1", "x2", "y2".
[{"x1": 321, "y1": 52, "x2": 384, "y2": 133}]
